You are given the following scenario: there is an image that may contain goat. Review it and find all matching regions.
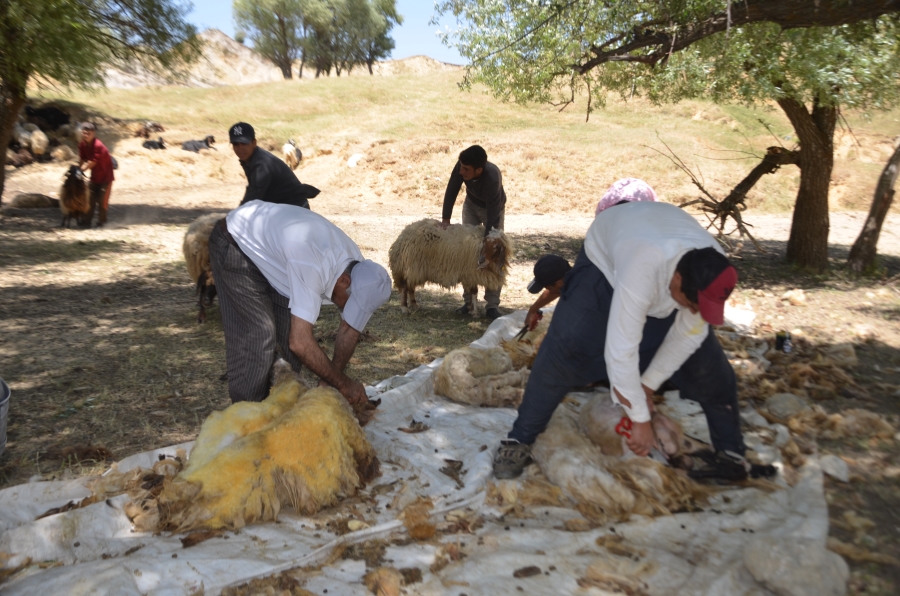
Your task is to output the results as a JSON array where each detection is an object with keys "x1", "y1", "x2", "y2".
[
  {"x1": 181, "y1": 135, "x2": 216, "y2": 153},
  {"x1": 182, "y1": 213, "x2": 221, "y2": 323},
  {"x1": 25, "y1": 105, "x2": 70, "y2": 130},
  {"x1": 388, "y1": 219, "x2": 511, "y2": 315},
  {"x1": 142, "y1": 137, "x2": 166, "y2": 150},
  {"x1": 282, "y1": 139, "x2": 302, "y2": 170},
  {"x1": 59, "y1": 165, "x2": 89, "y2": 228},
  {"x1": 134, "y1": 121, "x2": 165, "y2": 139},
  {"x1": 7, "y1": 148, "x2": 33, "y2": 168}
]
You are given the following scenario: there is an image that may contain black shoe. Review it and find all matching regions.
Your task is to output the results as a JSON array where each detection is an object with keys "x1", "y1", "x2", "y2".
[
  {"x1": 455, "y1": 305, "x2": 471, "y2": 315},
  {"x1": 687, "y1": 450, "x2": 777, "y2": 482},
  {"x1": 486, "y1": 308, "x2": 501, "y2": 320}
]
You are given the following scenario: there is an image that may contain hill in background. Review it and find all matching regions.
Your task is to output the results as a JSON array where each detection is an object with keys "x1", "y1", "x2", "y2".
[{"x1": 103, "y1": 29, "x2": 459, "y2": 89}]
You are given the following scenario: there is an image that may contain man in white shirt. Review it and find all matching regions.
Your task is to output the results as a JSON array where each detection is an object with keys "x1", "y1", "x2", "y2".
[
  {"x1": 494, "y1": 201, "x2": 744, "y2": 479},
  {"x1": 208, "y1": 200, "x2": 392, "y2": 405}
]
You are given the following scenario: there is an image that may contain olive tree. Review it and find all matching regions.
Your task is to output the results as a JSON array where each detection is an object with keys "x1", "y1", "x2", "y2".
[
  {"x1": 0, "y1": 0, "x2": 199, "y2": 202},
  {"x1": 435, "y1": 0, "x2": 900, "y2": 271}
]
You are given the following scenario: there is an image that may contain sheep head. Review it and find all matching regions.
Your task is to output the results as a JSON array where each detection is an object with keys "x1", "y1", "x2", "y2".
[{"x1": 479, "y1": 229, "x2": 510, "y2": 275}]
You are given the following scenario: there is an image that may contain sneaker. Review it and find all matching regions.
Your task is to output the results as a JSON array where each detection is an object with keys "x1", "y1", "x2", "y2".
[
  {"x1": 493, "y1": 440, "x2": 533, "y2": 479},
  {"x1": 455, "y1": 305, "x2": 471, "y2": 315},
  {"x1": 687, "y1": 450, "x2": 777, "y2": 482},
  {"x1": 486, "y1": 307, "x2": 501, "y2": 320}
]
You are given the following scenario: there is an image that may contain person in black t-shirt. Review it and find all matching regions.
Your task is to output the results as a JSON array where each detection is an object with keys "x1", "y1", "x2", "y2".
[
  {"x1": 441, "y1": 145, "x2": 507, "y2": 320},
  {"x1": 228, "y1": 122, "x2": 319, "y2": 209}
]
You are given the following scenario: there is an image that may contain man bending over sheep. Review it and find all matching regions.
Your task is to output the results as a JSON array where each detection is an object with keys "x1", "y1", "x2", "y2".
[
  {"x1": 78, "y1": 122, "x2": 114, "y2": 228},
  {"x1": 229, "y1": 122, "x2": 319, "y2": 209},
  {"x1": 494, "y1": 201, "x2": 757, "y2": 480},
  {"x1": 208, "y1": 200, "x2": 392, "y2": 405},
  {"x1": 441, "y1": 145, "x2": 507, "y2": 320}
]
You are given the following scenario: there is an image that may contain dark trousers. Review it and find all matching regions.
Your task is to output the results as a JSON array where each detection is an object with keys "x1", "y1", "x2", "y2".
[
  {"x1": 508, "y1": 247, "x2": 745, "y2": 454},
  {"x1": 86, "y1": 181, "x2": 108, "y2": 225},
  {"x1": 208, "y1": 224, "x2": 302, "y2": 402}
]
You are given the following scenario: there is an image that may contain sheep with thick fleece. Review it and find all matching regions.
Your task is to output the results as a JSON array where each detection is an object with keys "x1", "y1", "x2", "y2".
[
  {"x1": 59, "y1": 165, "x2": 89, "y2": 228},
  {"x1": 283, "y1": 139, "x2": 302, "y2": 170},
  {"x1": 183, "y1": 213, "x2": 220, "y2": 323},
  {"x1": 388, "y1": 219, "x2": 511, "y2": 315}
]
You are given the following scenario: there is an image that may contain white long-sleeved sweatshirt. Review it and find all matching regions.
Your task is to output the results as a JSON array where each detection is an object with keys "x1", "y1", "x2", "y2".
[{"x1": 583, "y1": 201, "x2": 724, "y2": 423}]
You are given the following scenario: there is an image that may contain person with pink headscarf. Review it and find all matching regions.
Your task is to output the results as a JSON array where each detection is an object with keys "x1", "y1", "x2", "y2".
[{"x1": 595, "y1": 178, "x2": 658, "y2": 215}]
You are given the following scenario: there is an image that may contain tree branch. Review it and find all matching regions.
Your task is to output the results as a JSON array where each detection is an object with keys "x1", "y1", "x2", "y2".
[{"x1": 576, "y1": 0, "x2": 900, "y2": 73}]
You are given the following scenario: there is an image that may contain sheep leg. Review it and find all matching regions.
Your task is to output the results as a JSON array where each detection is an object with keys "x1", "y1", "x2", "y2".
[
  {"x1": 399, "y1": 286, "x2": 410, "y2": 314},
  {"x1": 408, "y1": 287, "x2": 418, "y2": 313},
  {"x1": 466, "y1": 287, "x2": 478, "y2": 316}
]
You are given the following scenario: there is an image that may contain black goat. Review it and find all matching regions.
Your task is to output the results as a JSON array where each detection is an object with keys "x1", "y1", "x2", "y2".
[
  {"x1": 181, "y1": 135, "x2": 216, "y2": 152},
  {"x1": 25, "y1": 105, "x2": 70, "y2": 130},
  {"x1": 142, "y1": 137, "x2": 167, "y2": 150}
]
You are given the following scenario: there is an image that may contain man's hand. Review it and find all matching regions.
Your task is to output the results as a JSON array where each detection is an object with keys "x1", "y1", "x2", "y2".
[
  {"x1": 440, "y1": 219, "x2": 451, "y2": 230},
  {"x1": 525, "y1": 309, "x2": 543, "y2": 331},
  {"x1": 341, "y1": 379, "x2": 368, "y2": 406},
  {"x1": 625, "y1": 420, "x2": 656, "y2": 456}
]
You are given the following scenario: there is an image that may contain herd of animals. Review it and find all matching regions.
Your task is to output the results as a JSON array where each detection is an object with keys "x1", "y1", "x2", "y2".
[{"x1": 6, "y1": 104, "x2": 510, "y2": 324}]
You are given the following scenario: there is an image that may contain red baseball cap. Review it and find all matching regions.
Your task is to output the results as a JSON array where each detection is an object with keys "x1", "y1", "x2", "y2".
[{"x1": 697, "y1": 265, "x2": 737, "y2": 325}]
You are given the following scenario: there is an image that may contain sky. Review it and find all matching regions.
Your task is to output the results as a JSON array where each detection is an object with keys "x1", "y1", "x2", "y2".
[{"x1": 187, "y1": 0, "x2": 465, "y2": 65}]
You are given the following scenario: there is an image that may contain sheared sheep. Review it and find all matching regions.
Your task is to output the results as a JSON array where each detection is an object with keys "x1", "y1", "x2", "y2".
[
  {"x1": 89, "y1": 368, "x2": 380, "y2": 533},
  {"x1": 142, "y1": 137, "x2": 166, "y2": 150},
  {"x1": 7, "y1": 148, "x2": 33, "y2": 168},
  {"x1": 434, "y1": 346, "x2": 530, "y2": 407},
  {"x1": 59, "y1": 165, "x2": 89, "y2": 228},
  {"x1": 29, "y1": 129, "x2": 49, "y2": 156},
  {"x1": 183, "y1": 213, "x2": 221, "y2": 323},
  {"x1": 134, "y1": 121, "x2": 165, "y2": 138},
  {"x1": 8, "y1": 193, "x2": 59, "y2": 209},
  {"x1": 532, "y1": 399, "x2": 710, "y2": 522},
  {"x1": 282, "y1": 139, "x2": 302, "y2": 170},
  {"x1": 388, "y1": 219, "x2": 511, "y2": 316}
]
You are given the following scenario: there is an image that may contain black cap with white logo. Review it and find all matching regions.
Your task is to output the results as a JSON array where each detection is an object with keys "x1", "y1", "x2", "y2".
[{"x1": 229, "y1": 122, "x2": 255, "y2": 144}]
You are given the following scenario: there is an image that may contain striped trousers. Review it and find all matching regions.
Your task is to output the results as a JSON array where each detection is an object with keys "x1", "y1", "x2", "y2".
[
  {"x1": 208, "y1": 223, "x2": 302, "y2": 402},
  {"x1": 461, "y1": 199, "x2": 505, "y2": 310}
]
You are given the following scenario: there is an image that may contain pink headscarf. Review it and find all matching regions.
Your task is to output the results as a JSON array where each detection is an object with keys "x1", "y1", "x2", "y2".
[{"x1": 595, "y1": 178, "x2": 658, "y2": 215}]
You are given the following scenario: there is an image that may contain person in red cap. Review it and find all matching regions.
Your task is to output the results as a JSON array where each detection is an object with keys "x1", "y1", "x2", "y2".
[{"x1": 494, "y1": 201, "x2": 750, "y2": 480}]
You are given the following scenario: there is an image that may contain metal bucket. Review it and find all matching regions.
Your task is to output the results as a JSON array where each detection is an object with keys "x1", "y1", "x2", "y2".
[{"x1": 0, "y1": 379, "x2": 8, "y2": 457}]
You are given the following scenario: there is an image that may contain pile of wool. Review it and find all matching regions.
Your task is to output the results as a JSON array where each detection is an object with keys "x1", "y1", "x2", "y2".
[
  {"x1": 433, "y1": 346, "x2": 529, "y2": 407},
  {"x1": 497, "y1": 312, "x2": 553, "y2": 369},
  {"x1": 89, "y1": 374, "x2": 379, "y2": 533},
  {"x1": 716, "y1": 330, "x2": 865, "y2": 403},
  {"x1": 532, "y1": 397, "x2": 709, "y2": 523},
  {"x1": 433, "y1": 314, "x2": 552, "y2": 407},
  {"x1": 787, "y1": 406, "x2": 895, "y2": 441}
]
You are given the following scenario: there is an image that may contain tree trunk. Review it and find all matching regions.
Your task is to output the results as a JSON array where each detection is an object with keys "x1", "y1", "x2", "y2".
[
  {"x1": 0, "y1": 78, "x2": 27, "y2": 205},
  {"x1": 777, "y1": 97, "x2": 836, "y2": 272},
  {"x1": 278, "y1": 60, "x2": 293, "y2": 79},
  {"x1": 847, "y1": 142, "x2": 900, "y2": 274}
]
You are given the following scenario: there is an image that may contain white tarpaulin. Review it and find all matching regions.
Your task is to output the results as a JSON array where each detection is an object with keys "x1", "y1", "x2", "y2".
[{"x1": 0, "y1": 311, "x2": 846, "y2": 595}]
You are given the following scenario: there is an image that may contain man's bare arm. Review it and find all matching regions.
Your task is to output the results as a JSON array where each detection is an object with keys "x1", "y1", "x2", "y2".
[
  {"x1": 289, "y1": 315, "x2": 366, "y2": 404},
  {"x1": 331, "y1": 319, "x2": 361, "y2": 373}
]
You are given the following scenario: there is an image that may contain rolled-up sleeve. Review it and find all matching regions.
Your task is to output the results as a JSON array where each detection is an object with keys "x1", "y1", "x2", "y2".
[{"x1": 605, "y1": 273, "x2": 655, "y2": 423}]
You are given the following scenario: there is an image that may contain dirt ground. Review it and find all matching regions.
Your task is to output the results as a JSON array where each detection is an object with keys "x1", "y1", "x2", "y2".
[{"x1": 2, "y1": 134, "x2": 900, "y2": 592}]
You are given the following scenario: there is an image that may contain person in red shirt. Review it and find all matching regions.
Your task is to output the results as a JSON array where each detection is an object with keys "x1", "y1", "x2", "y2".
[{"x1": 78, "y1": 122, "x2": 115, "y2": 228}]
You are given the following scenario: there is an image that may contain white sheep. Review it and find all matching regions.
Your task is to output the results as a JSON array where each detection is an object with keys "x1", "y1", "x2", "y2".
[
  {"x1": 282, "y1": 139, "x2": 302, "y2": 170},
  {"x1": 183, "y1": 213, "x2": 221, "y2": 323},
  {"x1": 434, "y1": 346, "x2": 530, "y2": 407},
  {"x1": 388, "y1": 219, "x2": 511, "y2": 315},
  {"x1": 30, "y1": 129, "x2": 49, "y2": 156}
]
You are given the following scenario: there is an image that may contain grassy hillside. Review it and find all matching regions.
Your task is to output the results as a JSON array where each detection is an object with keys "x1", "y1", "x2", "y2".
[{"x1": 35, "y1": 68, "x2": 900, "y2": 215}]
